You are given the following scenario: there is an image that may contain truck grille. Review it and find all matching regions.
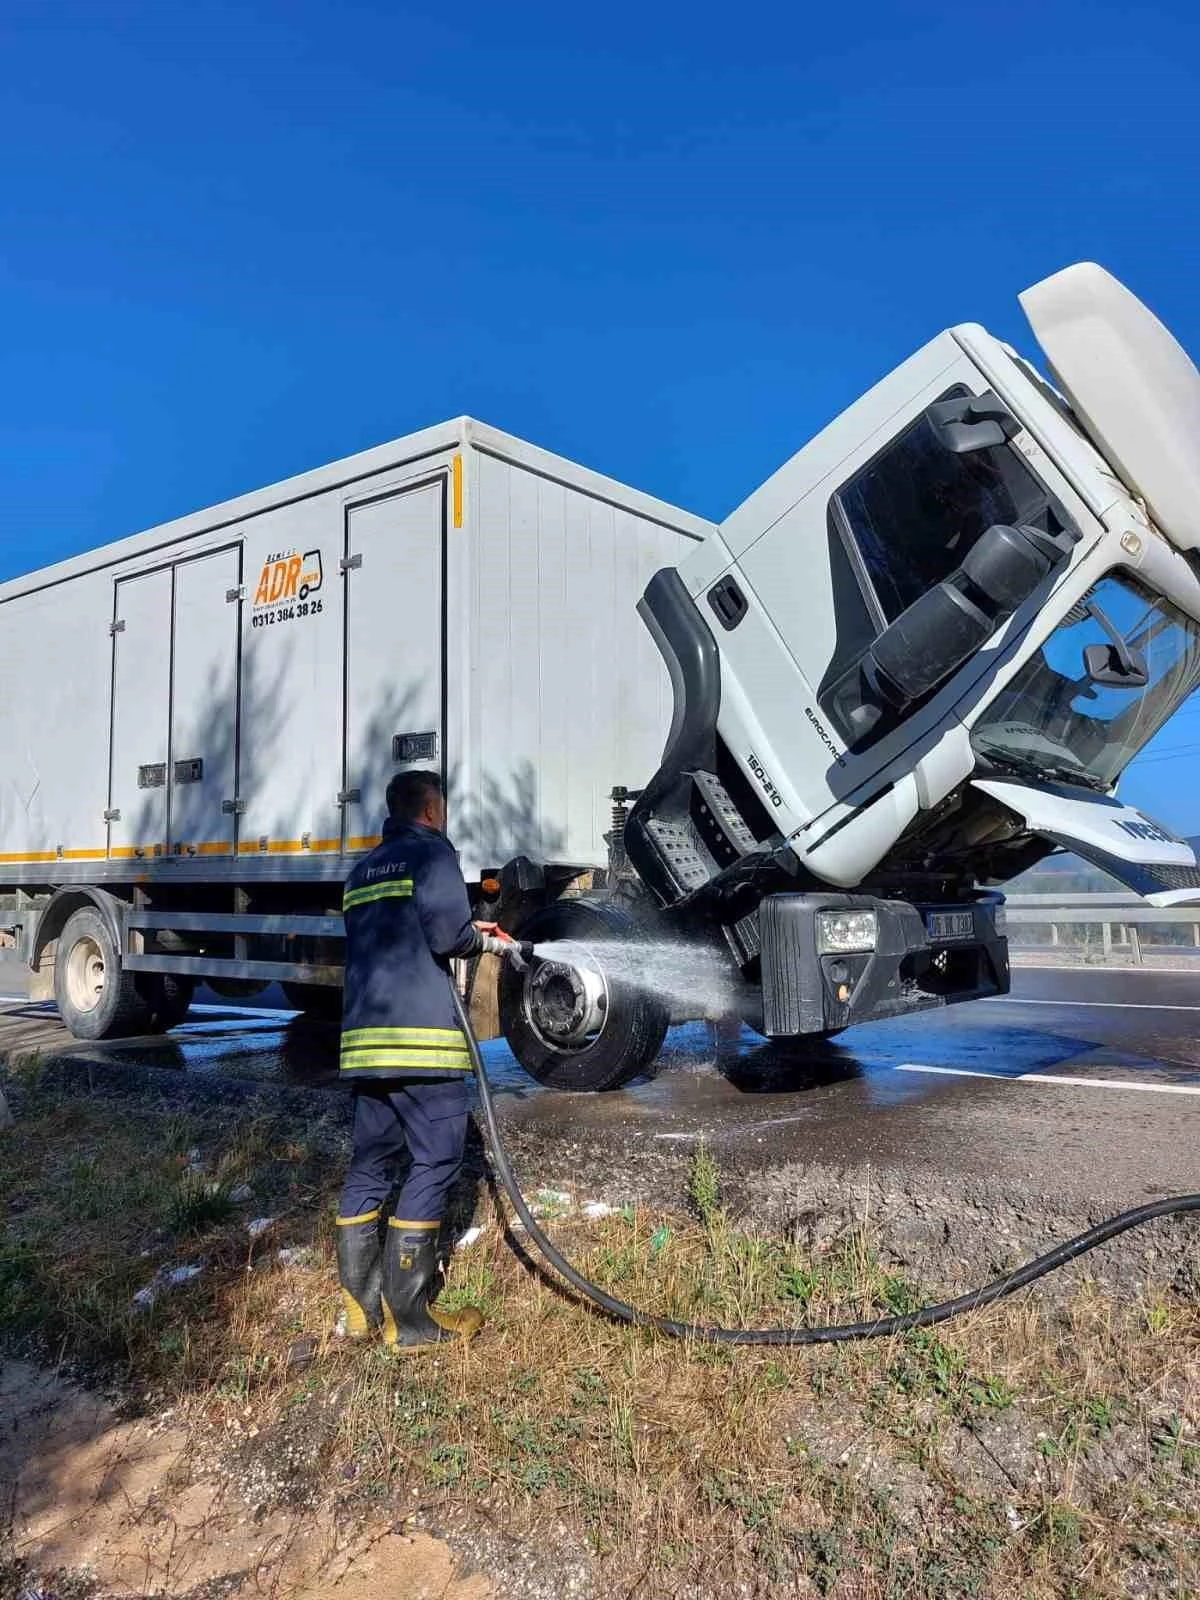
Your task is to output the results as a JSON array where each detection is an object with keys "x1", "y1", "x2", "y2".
[
  {"x1": 1048, "y1": 836, "x2": 1200, "y2": 900},
  {"x1": 1135, "y1": 862, "x2": 1200, "y2": 892}
]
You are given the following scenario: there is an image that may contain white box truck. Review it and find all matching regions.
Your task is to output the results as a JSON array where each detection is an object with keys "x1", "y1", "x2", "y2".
[
  {"x1": 6, "y1": 262, "x2": 1200, "y2": 1090},
  {"x1": 0, "y1": 421, "x2": 711, "y2": 1057}
]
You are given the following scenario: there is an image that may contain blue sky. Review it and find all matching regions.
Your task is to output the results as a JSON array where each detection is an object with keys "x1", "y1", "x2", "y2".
[{"x1": 3, "y1": 0, "x2": 1200, "y2": 826}]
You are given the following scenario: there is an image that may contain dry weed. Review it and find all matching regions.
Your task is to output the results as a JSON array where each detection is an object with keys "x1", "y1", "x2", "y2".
[{"x1": 2, "y1": 1079, "x2": 1199, "y2": 1597}]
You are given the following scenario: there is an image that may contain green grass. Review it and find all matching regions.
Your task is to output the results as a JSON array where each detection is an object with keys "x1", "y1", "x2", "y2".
[
  {"x1": 167, "y1": 1170, "x2": 239, "y2": 1234},
  {"x1": 685, "y1": 1139, "x2": 721, "y2": 1229},
  {"x1": 3, "y1": 1071, "x2": 1200, "y2": 1600}
]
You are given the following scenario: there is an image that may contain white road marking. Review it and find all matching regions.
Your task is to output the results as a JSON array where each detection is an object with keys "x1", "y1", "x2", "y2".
[
  {"x1": 987, "y1": 996, "x2": 1200, "y2": 1012},
  {"x1": 897, "y1": 1063, "x2": 1200, "y2": 1096},
  {"x1": 656, "y1": 1057, "x2": 1200, "y2": 1139},
  {"x1": 656, "y1": 1111, "x2": 816, "y2": 1140},
  {"x1": 0, "y1": 994, "x2": 32, "y2": 1005}
]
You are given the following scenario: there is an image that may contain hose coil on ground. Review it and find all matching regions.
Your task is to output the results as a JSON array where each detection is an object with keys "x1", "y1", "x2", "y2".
[{"x1": 453, "y1": 985, "x2": 1200, "y2": 1345}]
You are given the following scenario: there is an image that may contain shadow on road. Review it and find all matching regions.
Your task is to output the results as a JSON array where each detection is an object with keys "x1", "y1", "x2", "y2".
[{"x1": 710, "y1": 1029, "x2": 866, "y2": 1095}]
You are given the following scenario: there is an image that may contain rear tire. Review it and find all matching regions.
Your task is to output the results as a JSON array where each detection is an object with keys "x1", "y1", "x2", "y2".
[
  {"x1": 140, "y1": 973, "x2": 196, "y2": 1032},
  {"x1": 207, "y1": 978, "x2": 270, "y2": 1000},
  {"x1": 498, "y1": 900, "x2": 669, "y2": 1091},
  {"x1": 53, "y1": 907, "x2": 154, "y2": 1041},
  {"x1": 282, "y1": 982, "x2": 343, "y2": 1023}
]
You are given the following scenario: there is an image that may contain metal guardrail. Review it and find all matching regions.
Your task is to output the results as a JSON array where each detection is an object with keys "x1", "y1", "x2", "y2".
[
  {"x1": 1004, "y1": 891, "x2": 1200, "y2": 925},
  {"x1": 1003, "y1": 891, "x2": 1200, "y2": 962}
]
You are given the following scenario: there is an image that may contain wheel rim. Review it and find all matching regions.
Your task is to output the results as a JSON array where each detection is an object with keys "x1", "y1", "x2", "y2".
[
  {"x1": 64, "y1": 935, "x2": 106, "y2": 1015},
  {"x1": 522, "y1": 945, "x2": 610, "y2": 1054}
]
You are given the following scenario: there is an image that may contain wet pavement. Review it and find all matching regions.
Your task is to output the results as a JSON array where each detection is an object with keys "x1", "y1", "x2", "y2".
[{"x1": 2, "y1": 959, "x2": 1199, "y2": 1207}]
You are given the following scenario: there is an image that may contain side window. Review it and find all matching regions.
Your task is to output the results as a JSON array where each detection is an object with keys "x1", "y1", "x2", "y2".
[
  {"x1": 820, "y1": 387, "x2": 1075, "y2": 747},
  {"x1": 835, "y1": 391, "x2": 1062, "y2": 623},
  {"x1": 815, "y1": 519, "x2": 883, "y2": 701}
]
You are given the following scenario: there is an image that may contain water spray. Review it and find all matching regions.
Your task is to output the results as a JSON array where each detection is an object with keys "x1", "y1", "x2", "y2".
[{"x1": 530, "y1": 938, "x2": 737, "y2": 1019}]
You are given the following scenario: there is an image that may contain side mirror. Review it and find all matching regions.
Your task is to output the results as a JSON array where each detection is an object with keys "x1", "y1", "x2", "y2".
[
  {"x1": 867, "y1": 584, "x2": 993, "y2": 707},
  {"x1": 960, "y1": 521, "x2": 1071, "y2": 611},
  {"x1": 866, "y1": 522, "x2": 1072, "y2": 711},
  {"x1": 1083, "y1": 642, "x2": 1149, "y2": 688},
  {"x1": 924, "y1": 390, "x2": 1020, "y2": 454}
]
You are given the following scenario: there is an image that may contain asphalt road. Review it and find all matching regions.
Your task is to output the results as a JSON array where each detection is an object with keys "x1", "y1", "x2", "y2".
[{"x1": 2, "y1": 956, "x2": 1197, "y2": 1208}]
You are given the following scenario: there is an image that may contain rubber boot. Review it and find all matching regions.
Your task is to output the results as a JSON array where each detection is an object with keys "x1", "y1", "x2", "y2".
[
  {"x1": 380, "y1": 1220, "x2": 483, "y2": 1349},
  {"x1": 334, "y1": 1208, "x2": 384, "y2": 1337}
]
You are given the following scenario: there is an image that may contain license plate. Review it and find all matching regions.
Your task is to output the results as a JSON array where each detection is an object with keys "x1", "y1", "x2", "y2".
[{"x1": 925, "y1": 910, "x2": 975, "y2": 941}]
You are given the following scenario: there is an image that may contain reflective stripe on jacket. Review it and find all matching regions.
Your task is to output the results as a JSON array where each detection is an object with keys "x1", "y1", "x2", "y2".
[{"x1": 339, "y1": 820, "x2": 482, "y2": 1081}]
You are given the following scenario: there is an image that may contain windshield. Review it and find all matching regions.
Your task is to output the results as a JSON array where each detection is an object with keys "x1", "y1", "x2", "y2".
[{"x1": 971, "y1": 573, "x2": 1200, "y2": 789}]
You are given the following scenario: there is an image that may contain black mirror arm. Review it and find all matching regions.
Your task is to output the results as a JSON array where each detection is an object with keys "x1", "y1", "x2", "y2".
[{"x1": 1084, "y1": 600, "x2": 1143, "y2": 679}]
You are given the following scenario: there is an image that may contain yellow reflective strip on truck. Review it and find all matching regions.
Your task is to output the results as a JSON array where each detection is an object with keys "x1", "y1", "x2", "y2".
[{"x1": 0, "y1": 849, "x2": 107, "y2": 863}]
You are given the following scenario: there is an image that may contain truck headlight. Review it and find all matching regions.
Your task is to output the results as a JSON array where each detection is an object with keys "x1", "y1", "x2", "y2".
[
  {"x1": 993, "y1": 904, "x2": 1007, "y2": 937},
  {"x1": 816, "y1": 909, "x2": 877, "y2": 954}
]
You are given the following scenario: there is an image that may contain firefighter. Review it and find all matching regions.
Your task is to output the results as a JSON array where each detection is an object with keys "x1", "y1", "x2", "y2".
[{"x1": 334, "y1": 768, "x2": 516, "y2": 1350}]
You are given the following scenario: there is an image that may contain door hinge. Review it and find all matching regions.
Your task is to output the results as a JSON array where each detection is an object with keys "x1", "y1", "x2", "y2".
[
  {"x1": 337, "y1": 788, "x2": 362, "y2": 806},
  {"x1": 221, "y1": 798, "x2": 246, "y2": 815},
  {"x1": 226, "y1": 586, "x2": 245, "y2": 604},
  {"x1": 103, "y1": 808, "x2": 121, "y2": 823},
  {"x1": 109, "y1": 619, "x2": 126, "y2": 636},
  {"x1": 340, "y1": 553, "x2": 363, "y2": 574}
]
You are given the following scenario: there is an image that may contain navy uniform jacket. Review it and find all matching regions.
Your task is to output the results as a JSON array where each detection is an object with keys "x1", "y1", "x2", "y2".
[{"x1": 340, "y1": 819, "x2": 483, "y2": 1080}]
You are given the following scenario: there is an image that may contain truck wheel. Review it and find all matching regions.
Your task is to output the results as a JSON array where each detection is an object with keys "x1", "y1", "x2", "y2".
[
  {"x1": 207, "y1": 978, "x2": 270, "y2": 1001},
  {"x1": 498, "y1": 900, "x2": 669, "y2": 1091},
  {"x1": 53, "y1": 907, "x2": 154, "y2": 1040},
  {"x1": 282, "y1": 982, "x2": 343, "y2": 1023},
  {"x1": 140, "y1": 974, "x2": 196, "y2": 1032},
  {"x1": 744, "y1": 1024, "x2": 846, "y2": 1053}
]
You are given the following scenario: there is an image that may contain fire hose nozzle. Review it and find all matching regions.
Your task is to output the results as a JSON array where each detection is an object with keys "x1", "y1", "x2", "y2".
[
  {"x1": 506, "y1": 940, "x2": 536, "y2": 971},
  {"x1": 480, "y1": 931, "x2": 536, "y2": 969}
]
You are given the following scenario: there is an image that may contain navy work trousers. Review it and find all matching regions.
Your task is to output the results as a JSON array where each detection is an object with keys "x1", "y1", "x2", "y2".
[{"x1": 338, "y1": 1077, "x2": 469, "y2": 1225}]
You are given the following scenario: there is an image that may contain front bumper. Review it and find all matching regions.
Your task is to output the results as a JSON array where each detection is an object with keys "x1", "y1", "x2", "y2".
[{"x1": 757, "y1": 892, "x2": 1009, "y2": 1037}]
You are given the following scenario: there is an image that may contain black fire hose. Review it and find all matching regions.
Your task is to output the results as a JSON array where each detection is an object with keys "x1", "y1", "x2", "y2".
[{"x1": 451, "y1": 984, "x2": 1200, "y2": 1344}]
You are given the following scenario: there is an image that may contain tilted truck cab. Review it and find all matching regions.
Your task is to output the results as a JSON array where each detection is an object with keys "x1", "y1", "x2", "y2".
[{"x1": 623, "y1": 262, "x2": 1200, "y2": 1044}]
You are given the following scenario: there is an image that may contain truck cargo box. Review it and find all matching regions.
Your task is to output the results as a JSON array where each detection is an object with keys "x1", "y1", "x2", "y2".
[{"x1": 0, "y1": 418, "x2": 711, "y2": 885}]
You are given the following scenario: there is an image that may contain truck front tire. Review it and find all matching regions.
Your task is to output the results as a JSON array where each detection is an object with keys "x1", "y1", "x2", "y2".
[
  {"x1": 53, "y1": 907, "x2": 154, "y2": 1040},
  {"x1": 498, "y1": 900, "x2": 669, "y2": 1091}
]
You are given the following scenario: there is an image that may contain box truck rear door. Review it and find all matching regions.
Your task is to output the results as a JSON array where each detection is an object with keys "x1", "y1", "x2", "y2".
[
  {"x1": 169, "y1": 547, "x2": 241, "y2": 856},
  {"x1": 342, "y1": 479, "x2": 445, "y2": 845},
  {"x1": 109, "y1": 567, "x2": 173, "y2": 860}
]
